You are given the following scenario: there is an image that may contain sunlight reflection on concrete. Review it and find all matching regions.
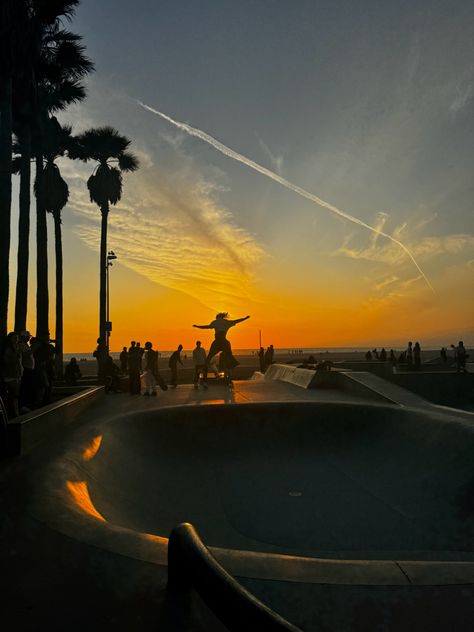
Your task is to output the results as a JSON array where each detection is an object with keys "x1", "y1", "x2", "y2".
[
  {"x1": 66, "y1": 481, "x2": 106, "y2": 522},
  {"x1": 82, "y1": 435, "x2": 103, "y2": 461}
]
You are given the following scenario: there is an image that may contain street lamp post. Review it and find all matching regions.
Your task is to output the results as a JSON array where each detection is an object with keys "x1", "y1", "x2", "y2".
[{"x1": 106, "y1": 250, "x2": 117, "y2": 353}]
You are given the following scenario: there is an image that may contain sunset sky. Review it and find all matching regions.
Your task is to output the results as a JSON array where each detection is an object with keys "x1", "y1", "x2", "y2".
[{"x1": 8, "y1": 0, "x2": 474, "y2": 351}]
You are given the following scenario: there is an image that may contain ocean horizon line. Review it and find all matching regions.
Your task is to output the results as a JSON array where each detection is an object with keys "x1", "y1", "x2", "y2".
[{"x1": 63, "y1": 345, "x2": 453, "y2": 360}]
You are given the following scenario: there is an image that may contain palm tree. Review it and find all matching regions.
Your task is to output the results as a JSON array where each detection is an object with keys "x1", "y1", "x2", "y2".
[
  {"x1": 0, "y1": 0, "x2": 21, "y2": 340},
  {"x1": 70, "y1": 127, "x2": 139, "y2": 374},
  {"x1": 37, "y1": 116, "x2": 74, "y2": 379},
  {"x1": 32, "y1": 6, "x2": 92, "y2": 343},
  {"x1": 12, "y1": 20, "x2": 92, "y2": 335}
]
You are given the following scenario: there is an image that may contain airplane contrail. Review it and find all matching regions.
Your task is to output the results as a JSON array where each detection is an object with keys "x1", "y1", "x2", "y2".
[{"x1": 137, "y1": 99, "x2": 435, "y2": 293}]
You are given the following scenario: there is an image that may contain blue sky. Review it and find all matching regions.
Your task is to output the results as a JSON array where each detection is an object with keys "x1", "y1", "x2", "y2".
[{"x1": 9, "y1": 0, "x2": 474, "y2": 348}]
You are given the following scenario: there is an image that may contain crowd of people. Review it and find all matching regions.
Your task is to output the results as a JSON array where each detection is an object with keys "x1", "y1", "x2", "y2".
[
  {"x1": 0, "y1": 331, "x2": 57, "y2": 418},
  {"x1": 92, "y1": 313, "x2": 252, "y2": 396},
  {"x1": 258, "y1": 345, "x2": 274, "y2": 373},
  {"x1": 365, "y1": 341, "x2": 469, "y2": 372},
  {"x1": 2, "y1": 314, "x2": 469, "y2": 419}
]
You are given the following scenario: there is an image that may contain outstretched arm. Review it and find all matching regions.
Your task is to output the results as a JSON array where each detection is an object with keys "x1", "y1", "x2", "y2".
[
  {"x1": 232, "y1": 315, "x2": 250, "y2": 326},
  {"x1": 193, "y1": 323, "x2": 212, "y2": 329}
]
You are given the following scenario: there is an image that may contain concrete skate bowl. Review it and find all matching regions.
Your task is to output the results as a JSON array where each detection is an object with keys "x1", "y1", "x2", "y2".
[{"x1": 34, "y1": 402, "x2": 474, "y2": 586}]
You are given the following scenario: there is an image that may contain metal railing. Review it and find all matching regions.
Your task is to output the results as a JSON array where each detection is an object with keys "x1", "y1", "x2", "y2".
[{"x1": 168, "y1": 522, "x2": 302, "y2": 632}]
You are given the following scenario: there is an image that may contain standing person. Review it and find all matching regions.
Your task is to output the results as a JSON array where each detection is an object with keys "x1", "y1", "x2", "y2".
[
  {"x1": 389, "y1": 349, "x2": 397, "y2": 365},
  {"x1": 18, "y1": 331, "x2": 35, "y2": 412},
  {"x1": 406, "y1": 341, "x2": 413, "y2": 368},
  {"x1": 440, "y1": 347, "x2": 448, "y2": 365},
  {"x1": 193, "y1": 313, "x2": 250, "y2": 382},
  {"x1": 258, "y1": 347, "x2": 265, "y2": 373},
  {"x1": 128, "y1": 341, "x2": 141, "y2": 395},
  {"x1": 413, "y1": 342, "x2": 421, "y2": 370},
  {"x1": 34, "y1": 337, "x2": 56, "y2": 406},
  {"x1": 452, "y1": 341, "x2": 468, "y2": 373},
  {"x1": 192, "y1": 341, "x2": 207, "y2": 389},
  {"x1": 264, "y1": 344, "x2": 274, "y2": 370},
  {"x1": 119, "y1": 346, "x2": 128, "y2": 374},
  {"x1": 0, "y1": 333, "x2": 23, "y2": 418},
  {"x1": 93, "y1": 337, "x2": 107, "y2": 379},
  {"x1": 136, "y1": 342, "x2": 144, "y2": 372},
  {"x1": 169, "y1": 344, "x2": 183, "y2": 388},
  {"x1": 379, "y1": 348, "x2": 387, "y2": 362},
  {"x1": 142, "y1": 342, "x2": 168, "y2": 396}
]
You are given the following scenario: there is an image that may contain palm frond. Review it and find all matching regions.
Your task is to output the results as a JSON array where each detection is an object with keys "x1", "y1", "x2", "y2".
[
  {"x1": 42, "y1": 116, "x2": 73, "y2": 160},
  {"x1": 118, "y1": 151, "x2": 140, "y2": 172},
  {"x1": 43, "y1": 78, "x2": 87, "y2": 111},
  {"x1": 87, "y1": 164, "x2": 123, "y2": 207},
  {"x1": 52, "y1": 40, "x2": 95, "y2": 80},
  {"x1": 42, "y1": 162, "x2": 69, "y2": 214},
  {"x1": 75, "y1": 127, "x2": 132, "y2": 162},
  {"x1": 42, "y1": 29, "x2": 82, "y2": 45},
  {"x1": 35, "y1": 1, "x2": 80, "y2": 26}
]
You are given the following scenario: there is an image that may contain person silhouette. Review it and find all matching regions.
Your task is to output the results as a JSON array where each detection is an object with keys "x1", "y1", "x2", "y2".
[
  {"x1": 65, "y1": 357, "x2": 81, "y2": 385},
  {"x1": 119, "y1": 346, "x2": 128, "y2": 374},
  {"x1": 193, "y1": 313, "x2": 250, "y2": 383},
  {"x1": 451, "y1": 341, "x2": 468, "y2": 373},
  {"x1": 264, "y1": 344, "x2": 274, "y2": 370},
  {"x1": 413, "y1": 342, "x2": 421, "y2": 370},
  {"x1": 168, "y1": 344, "x2": 183, "y2": 387},
  {"x1": 440, "y1": 347, "x2": 448, "y2": 364},
  {"x1": 192, "y1": 341, "x2": 207, "y2": 389},
  {"x1": 128, "y1": 341, "x2": 141, "y2": 395}
]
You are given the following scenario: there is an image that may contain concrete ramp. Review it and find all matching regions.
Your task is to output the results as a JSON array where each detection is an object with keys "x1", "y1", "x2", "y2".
[
  {"x1": 261, "y1": 364, "x2": 426, "y2": 406},
  {"x1": 264, "y1": 364, "x2": 317, "y2": 388},
  {"x1": 338, "y1": 371, "x2": 428, "y2": 407}
]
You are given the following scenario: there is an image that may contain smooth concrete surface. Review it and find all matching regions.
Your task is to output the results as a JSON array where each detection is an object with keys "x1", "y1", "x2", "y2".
[
  {"x1": 3, "y1": 379, "x2": 474, "y2": 631},
  {"x1": 29, "y1": 388, "x2": 474, "y2": 574},
  {"x1": 7, "y1": 386, "x2": 104, "y2": 455}
]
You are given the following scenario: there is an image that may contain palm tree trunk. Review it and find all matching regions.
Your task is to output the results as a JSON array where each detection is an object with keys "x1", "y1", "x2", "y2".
[
  {"x1": 98, "y1": 202, "x2": 109, "y2": 377},
  {"x1": 53, "y1": 210, "x2": 63, "y2": 379},
  {"x1": 0, "y1": 0, "x2": 13, "y2": 341},
  {"x1": 14, "y1": 127, "x2": 31, "y2": 333},
  {"x1": 35, "y1": 152, "x2": 49, "y2": 341},
  {"x1": 0, "y1": 76, "x2": 12, "y2": 340},
  {"x1": 99, "y1": 203, "x2": 109, "y2": 343}
]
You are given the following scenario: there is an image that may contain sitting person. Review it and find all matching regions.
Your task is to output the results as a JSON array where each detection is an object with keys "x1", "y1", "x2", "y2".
[
  {"x1": 64, "y1": 357, "x2": 82, "y2": 385},
  {"x1": 104, "y1": 356, "x2": 121, "y2": 392}
]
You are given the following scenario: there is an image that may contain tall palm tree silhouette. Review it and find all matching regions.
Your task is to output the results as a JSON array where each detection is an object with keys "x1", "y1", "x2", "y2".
[
  {"x1": 33, "y1": 7, "x2": 93, "y2": 342},
  {"x1": 0, "y1": 0, "x2": 24, "y2": 339},
  {"x1": 71, "y1": 127, "x2": 139, "y2": 373},
  {"x1": 13, "y1": 20, "x2": 93, "y2": 335},
  {"x1": 37, "y1": 117, "x2": 77, "y2": 378}
]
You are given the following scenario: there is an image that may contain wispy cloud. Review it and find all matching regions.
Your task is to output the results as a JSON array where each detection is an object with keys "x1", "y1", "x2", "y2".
[
  {"x1": 255, "y1": 133, "x2": 284, "y2": 175},
  {"x1": 61, "y1": 154, "x2": 267, "y2": 310},
  {"x1": 449, "y1": 83, "x2": 472, "y2": 115},
  {"x1": 334, "y1": 210, "x2": 474, "y2": 268}
]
